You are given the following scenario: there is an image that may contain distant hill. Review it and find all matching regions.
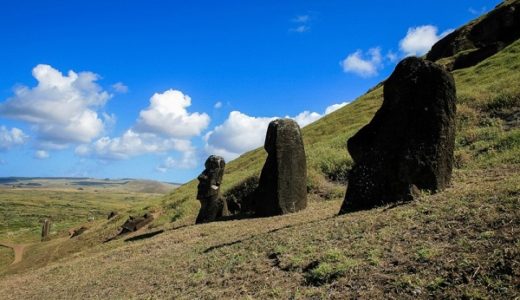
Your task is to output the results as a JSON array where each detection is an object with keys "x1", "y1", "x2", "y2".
[{"x1": 0, "y1": 177, "x2": 180, "y2": 194}]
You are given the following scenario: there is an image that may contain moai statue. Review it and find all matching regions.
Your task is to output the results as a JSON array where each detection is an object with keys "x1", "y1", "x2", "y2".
[
  {"x1": 41, "y1": 219, "x2": 51, "y2": 241},
  {"x1": 254, "y1": 118, "x2": 307, "y2": 217},
  {"x1": 340, "y1": 57, "x2": 456, "y2": 213},
  {"x1": 195, "y1": 155, "x2": 227, "y2": 224}
]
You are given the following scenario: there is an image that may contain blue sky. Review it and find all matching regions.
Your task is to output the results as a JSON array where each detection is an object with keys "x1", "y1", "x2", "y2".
[{"x1": 0, "y1": 0, "x2": 499, "y2": 183}]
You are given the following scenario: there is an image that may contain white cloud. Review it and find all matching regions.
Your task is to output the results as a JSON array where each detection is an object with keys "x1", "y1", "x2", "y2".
[
  {"x1": 156, "y1": 151, "x2": 197, "y2": 172},
  {"x1": 135, "y1": 89, "x2": 210, "y2": 138},
  {"x1": 204, "y1": 103, "x2": 348, "y2": 161},
  {"x1": 290, "y1": 14, "x2": 311, "y2": 33},
  {"x1": 291, "y1": 25, "x2": 310, "y2": 33},
  {"x1": 75, "y1": 89, "x2": 208, "y2": 170},
  {"x1": 34, "y1": 150, "x2": 49, "y2": 159},
  {"x1": 399, "y1": 25, "x2": 453, "y2": 57},
  {"x1": 293, "y1": 15, "x2": 310, "y2": 23},
  {"x1": 340, "y1": 47, "x2": 382, "y2": 77},
  {"x1": 76, "y1": 130, "x2": 193, "y2": 160},
  {"x1": 204, "y1": 111, "x2": 276, "y2": 161},
  {"x1": 0, "y1": 64, "x2": 111, "y2": 148},
  {"x1": 214, "y1": 101, "x2": 223, "y2": 109},
  {"x1": 386, "y1": 50, "x2": 398, "y2": 63},
  {"x1": 290, "y1": 111, "x2": 321, "y2": 127},
  {"x1": 325, "y1": 102, "x2": 349, "y2": 114},
  {"x1": 469, "y1": 7, "x2": 486, "y2": 15},
  {"x1": 0, "y1": 126, "x2": 28, "y2": 150},
  {"x1": 112, "y1": 82, "x2": 128, "y2": 93}
]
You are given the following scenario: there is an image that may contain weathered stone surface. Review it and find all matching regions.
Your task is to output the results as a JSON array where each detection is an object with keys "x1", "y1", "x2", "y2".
[
  {"x1": 255, "y1": 118, "x2": 307, "y2": 216},
  {"x1": 41, "y1": 219, "x2": 51, "y2": 241},
  {"x1": 340, "y1": 57, "x2": 456, "y2": 213},
  {"x1": 121, "y1": 213, "x2": 154, "y2": 233},
  {"x1": 196, "y1": 155, "x2": 227, "y2": 224}
]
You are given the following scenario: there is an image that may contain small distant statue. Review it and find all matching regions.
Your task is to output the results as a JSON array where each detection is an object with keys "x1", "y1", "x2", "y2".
[
  {"x1": 196, "y1": 155, "x2": 227, "y2": 224},
  {"x1": 41, "y1": 219, "x2": 51, "y2": 241}
]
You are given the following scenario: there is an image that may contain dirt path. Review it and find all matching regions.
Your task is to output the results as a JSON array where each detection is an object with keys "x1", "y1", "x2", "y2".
[{"x1": 0, "y1": 242, "x2": 26, "y2": 265}]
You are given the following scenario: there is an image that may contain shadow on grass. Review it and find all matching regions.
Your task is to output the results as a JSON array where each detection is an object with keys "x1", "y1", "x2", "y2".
[{"x1": 124, "y1": 230, "x2": 164, "y2": 242}]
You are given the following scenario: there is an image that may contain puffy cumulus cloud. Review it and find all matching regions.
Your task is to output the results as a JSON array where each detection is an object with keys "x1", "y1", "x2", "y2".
[
  {"x1": 325, "y1": 102, "x2": 349, "y2": 114},
  {"x1": 0, "y1": 126, "x2": 28, "y2": 150},
  {"x1": 204, "y1": 111, "x2": 276, "y2": 161},
  {"x1": 135, "y1": 89, "x2": 210, "y2": 138},
  {"x1": 0, "y1": 64, "x2": 111, "y2": 147},
  {"x1": 74, "y1": 89, "x2": 209, "y2": 170},
  {"x1": 156, "y1": 151, "x2": 197, "y2": 173},
  {"x1": 34, "y1": 150, "x2": 50, "y2": 159},
  {"x1": 76, "y1": 130, "x2": 194, "y2": 160},
  {"x1": 340, "y1": 48, "x2": 382, "y2": 77},
  {"x1": 399, "y1": 25, "x2": 453, "y2": 57},
  {"x1": 204, "y1": 103, "x2": 350, "y2": 161},
  {"x1": 289, "y1": 111, "x2": 322, "y2": 127}
]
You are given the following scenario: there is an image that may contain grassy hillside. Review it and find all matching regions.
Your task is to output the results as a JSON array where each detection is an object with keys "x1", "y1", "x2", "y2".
[
  {"x1": 157, "y1": 39, "x2": 520, "y2": 228},
  {"x1": 0, "y1": 184, "x2": 166, "y2": 244},
  {"x1": 0, "y1": 13, "x2": 518, "y2": 299},
  {"x1": 0, "y1": 178, "x2": 177, "y2": 244}
]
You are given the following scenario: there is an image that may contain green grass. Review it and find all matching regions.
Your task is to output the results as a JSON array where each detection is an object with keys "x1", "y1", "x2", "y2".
[{"x1": 0, "y1": 187, "x2": 162, "y2": 243}]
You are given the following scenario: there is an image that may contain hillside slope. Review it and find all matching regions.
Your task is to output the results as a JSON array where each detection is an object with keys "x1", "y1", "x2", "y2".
[{"x1": 0, "y1": 5, "x2": 519, "y2": 299}]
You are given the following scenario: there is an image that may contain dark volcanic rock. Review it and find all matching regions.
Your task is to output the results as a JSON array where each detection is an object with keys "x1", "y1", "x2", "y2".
[
  {"x1": 121, "y1": 213, "x2": 154, "y2": 233},
  {"x1": 427, "y1": 0, "x2": 520, "y2": 70},
  {"x1": 196, "y1": 155, "x2": 227, "y2": 224},
  {"x1": 107, "y1": 211, "x2": 118, "y2": 220},
  {"x1": 223, "y1": 176, "x2": 259, "y2": 217},
  {"x1": 339, "y1": 57, "x2": 456, "y2": 213},
  {"x1": 255, "y1": 118, "x2": 307, "y2": 216}
]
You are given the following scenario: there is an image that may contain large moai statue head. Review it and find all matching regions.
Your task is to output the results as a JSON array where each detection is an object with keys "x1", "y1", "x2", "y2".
[
  {"x1": 340, "y1": 57, "x2": 456, "y2": 213},
  {"x1": 255, "y1": 118, "x2": 307, "y2": 217},
  {"x1": 196, "y1": 155, "x2": 226, "y2": 223}
]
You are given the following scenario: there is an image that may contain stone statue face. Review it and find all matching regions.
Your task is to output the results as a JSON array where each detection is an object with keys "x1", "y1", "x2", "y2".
[{"x1": 196, "y1": 155, "x2": 225, "y2": 200}]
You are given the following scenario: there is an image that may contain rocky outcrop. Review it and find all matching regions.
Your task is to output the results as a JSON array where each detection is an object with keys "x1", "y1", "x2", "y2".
[
  {"x1": 224, "y1": 176, "x2": 259, "y2": 217},
  {"x1": 340, "y1": 57, "x2": 456, "y2": 213},
  {"x1": 427, "y1": 0, "x2": 520, "y2": 70},
  {"x1": 255, "y1": 119, "x2": 307, "y2": 216},
  {"x1": 121, "y1": 213, "x2": 154, "y2": 233},
  {"x1": 196, "y1": 155, "x2": 227, "y2": 224}
]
